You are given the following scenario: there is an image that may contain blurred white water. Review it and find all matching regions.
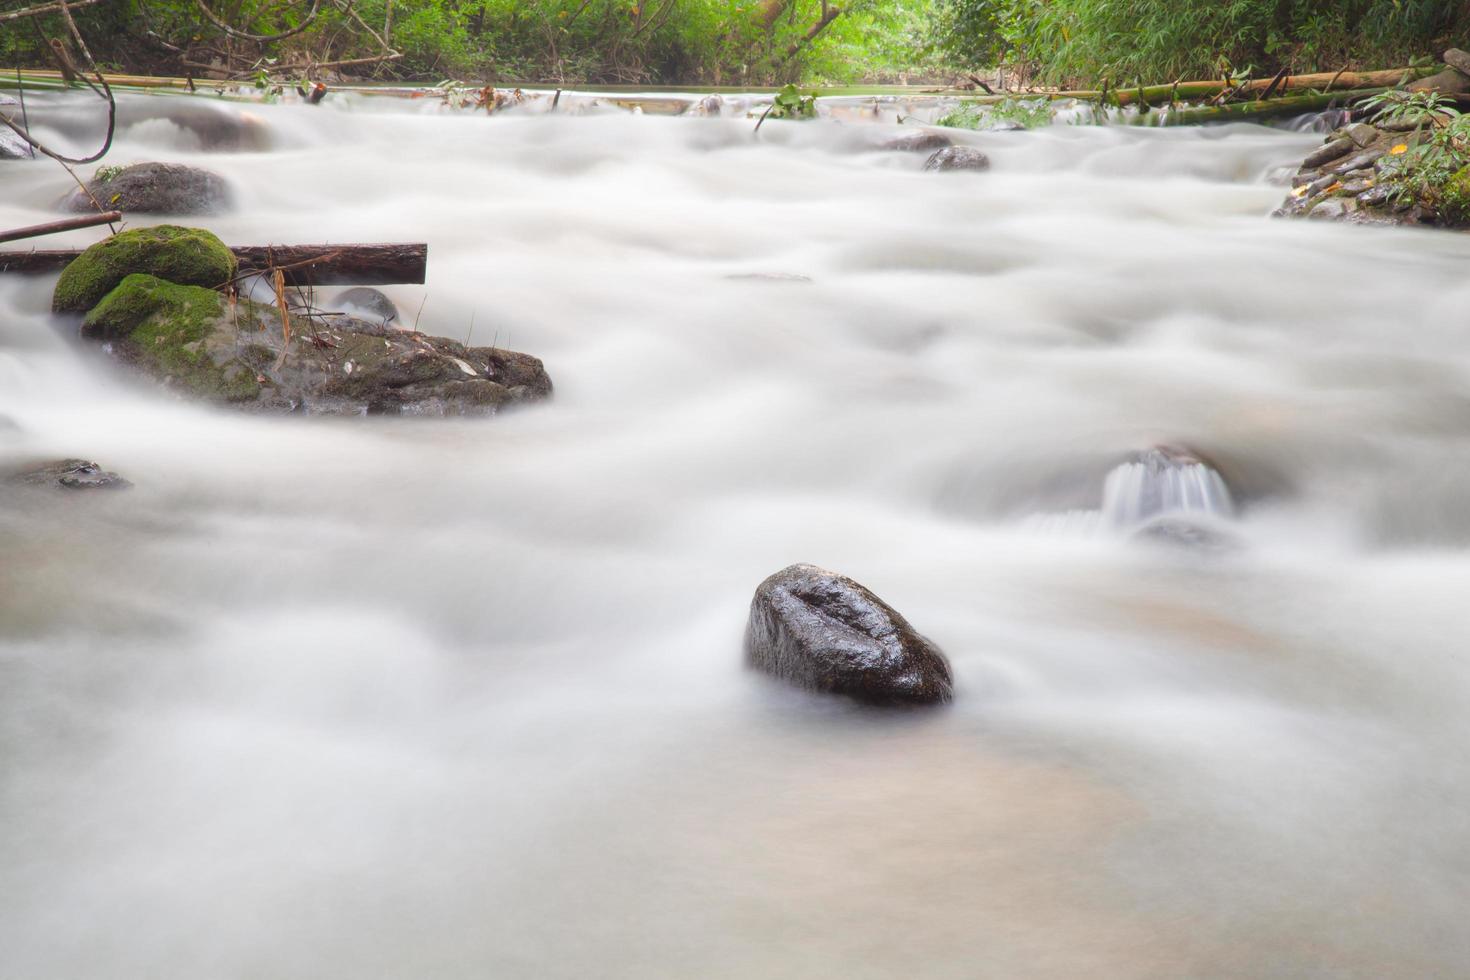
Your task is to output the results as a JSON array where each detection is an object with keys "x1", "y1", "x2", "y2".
[{"x1": 2, "y1": 91, "x2": 1470, "y2": 979}]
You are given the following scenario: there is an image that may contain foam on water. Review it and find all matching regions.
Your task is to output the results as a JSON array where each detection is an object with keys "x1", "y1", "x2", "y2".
[{"x1": 3, "y1": 91, "x2": 1470, "y2": 979}]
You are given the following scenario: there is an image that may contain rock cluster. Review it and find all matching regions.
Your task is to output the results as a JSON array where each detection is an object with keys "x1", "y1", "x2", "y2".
[
  {"x1": 1275, "y1": 49, "x2": 1470, "y2": 228},
  {"x1": 55, "y1": 226, "x2": 552, "y2": 416}
]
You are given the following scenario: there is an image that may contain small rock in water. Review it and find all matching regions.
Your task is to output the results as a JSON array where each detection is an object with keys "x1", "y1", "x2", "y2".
[
  {"x1": 880, "y1": 130, "x2": 953, "y2": 153},
  {"x1": 1101, "y1": 446, "x2": 1234, "y2": 530},
  {"x1": 746, "y1": 563, "x2": 953, "y2": 706},
  {"x1": 64, "y1": 162, "x2": 234, "y2": 215},
  {"x1": 5, "y1": 458, "x2": 132, "y2": 491},
  {"x1": 924, "y1": 146, "x2": 991, "y2": 173},
  {"x1": 331, "y1": 287, "x2": 399, "y2": 324}
]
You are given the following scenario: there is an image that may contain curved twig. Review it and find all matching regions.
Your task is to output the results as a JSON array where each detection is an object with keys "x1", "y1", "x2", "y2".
[{"x1": 190, "y1": 0, "x2": 323, "y2": 42}]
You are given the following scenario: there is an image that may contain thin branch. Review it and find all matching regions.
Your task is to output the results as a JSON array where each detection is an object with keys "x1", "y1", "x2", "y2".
[
  {"x1": 190, "y1": 0, "x2": 324, "y2": 42},
  {"x1": 0, "y1": 0, "x2": 103, "y2": 22}
]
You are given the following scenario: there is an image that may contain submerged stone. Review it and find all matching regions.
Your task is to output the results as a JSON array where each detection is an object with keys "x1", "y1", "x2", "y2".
[
  {"x1": 52, "y1": 225, "x2": 237, "y2": 313},
  {"x1": 331, "y1": 286, "x2": 399, "y2": 324},
  {"x1": 1101, "y1": 446, "x2": 1235, "y2": 529},
  {"x1": 4, "y1": 458, "x2": 131, "y2": 490},
  {"x1": 746, "y1": 563, "x2": 953, "y2": 706},
  {"x1": 924, "y1": 145, "x2": 991, "y2": 172},
  {"x1": 64, "y1": 162, "x2": 234, "y2": 215}
]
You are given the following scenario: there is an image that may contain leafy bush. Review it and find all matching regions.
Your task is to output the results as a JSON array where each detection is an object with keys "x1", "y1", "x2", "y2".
[
  {"x1": 1363, "y1": 90, "x2": 1470, "y2": 219},
  {"x1": 937, "y1": 0, "x2": 1470, "y2": 86}
]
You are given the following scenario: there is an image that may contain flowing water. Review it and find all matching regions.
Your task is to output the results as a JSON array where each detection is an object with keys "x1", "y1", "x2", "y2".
[{"x1": 3, "y1": 90, "x2": 1470, "y2": 978}]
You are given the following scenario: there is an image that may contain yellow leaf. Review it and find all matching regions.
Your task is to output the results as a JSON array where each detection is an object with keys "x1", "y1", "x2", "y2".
[
  {"x1": 1291, "y1": 185, "x2": 1309, "y2": 198},
  {"x1": 1391, "y1": 143, "x2": 1409, "y2": 155}
]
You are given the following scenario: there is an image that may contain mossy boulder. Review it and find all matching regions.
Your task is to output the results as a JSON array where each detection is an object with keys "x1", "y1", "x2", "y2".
[
  {"x1": 52, "y1": 225, "x2": 236, "y2": 314},
  {"x1": 81, "y1": 273, "x2": 223, "y2": 339},
  {"x1": 83, "y1": 273, "x2": 258, "y2": 402},
  {"x1": 78, "y1": 275, "x2": 552, "y2": 415}
]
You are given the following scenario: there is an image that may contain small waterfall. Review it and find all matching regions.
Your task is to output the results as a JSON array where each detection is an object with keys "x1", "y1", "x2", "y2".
[{"x1": 1101, "y1": 447, "x2": 1235, "y2": 529}]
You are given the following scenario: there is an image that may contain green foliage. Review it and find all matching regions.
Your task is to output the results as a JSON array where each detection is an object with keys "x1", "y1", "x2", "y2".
[
  {"x1": 766, "y1": 83, "x2": 817, "y2": 119},
  {"x1": 93, "y1": 164, "x2": 125, "y2": 183},
  {"x1": 936, "y1": 96, "x2": 1052, "y2": 129},
  {"x1": 1360, "y1": 88, "x2": 1452, "y2": 127},
  {"x1": 936, "y1": 0, "x2": 1470, "y2": 86},
  {"x1": 1367, "y1": 97, "x2": 1470, "y2": 217},
  {"x1": 1, "y1": 0, "x2": 954, "y2": 85}
]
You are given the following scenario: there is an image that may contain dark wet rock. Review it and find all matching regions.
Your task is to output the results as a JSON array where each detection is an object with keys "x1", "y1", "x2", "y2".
[
  {"x1": 745, "y1": 563, "x2": 953, "y2": 706},
  {"x1": 1408, "y1": 68, "x2": 1470, "y2": 97},
  {"x1": 331, "y1": 286, "x2": 399, "y2": 324},
  {"x1": 923, "y1": 145, "x2": 990, "y2": 173},
  {"x1": 1338, "y1": 177, "x2": 1375, "y2": 196},
  {"x1": 64, "y1": 162, "x2": 234, "y2": 216},
  {"x1": 0, "y1": 127, "x2": 31, "y2": 160},
  {"x1": 881, "y1": 130, "x2": 953, "y2": 153},
  {"x1": 4, "y1": 458, "x2": 132, "y2": 491},
  {"x1": 52, "y1": 225, "x2": 236, "y2": 313},
  {"x1": 80, "y1": 273, "x2": 551, "y2": 416},
  {"x1": 1302, "y1": 137, "x2": 1354, "y2": 169},
  {"x1": 1445, "y1": 48, "x2": 1470, "y2": 77}
]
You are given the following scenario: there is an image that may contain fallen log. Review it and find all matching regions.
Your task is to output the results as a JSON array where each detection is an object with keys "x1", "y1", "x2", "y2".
[
  {"x1": 954, "y1": 65, "x2": 1439, "y2": 107},
  {"x1": 1130, "y1": 87, "x2": 1387, "y2": 126},
  {"x1": 0, "y1": 242, "x2": 427, "y2": 285},
  {"x1": 0, "y1": 211, "x2": 122, "y2": 245}
]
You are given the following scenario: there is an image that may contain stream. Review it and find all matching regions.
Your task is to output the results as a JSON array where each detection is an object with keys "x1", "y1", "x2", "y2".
[{"x1": 3, "y1": 90, "x2": 1470, "y2": 978}]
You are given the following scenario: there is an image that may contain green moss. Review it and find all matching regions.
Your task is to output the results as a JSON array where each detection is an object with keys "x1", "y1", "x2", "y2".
[
  {"x1": 1439, "y1": 166, "x2": 1470, "y2": 226},
  {"x1": 52, "y1": 225, "x2": 236, "y2": 314},
  {"x1": 83, "y1": 273, "x2": 259, "y2": 403},
  {"x1": 81, "y1": 273, "x2": 221, "y2": 339}
]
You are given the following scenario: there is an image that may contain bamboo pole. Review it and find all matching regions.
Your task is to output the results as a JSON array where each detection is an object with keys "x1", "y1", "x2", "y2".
[{"x1": 1130, "y1": 87, "x2": 1387, "y2": 126}]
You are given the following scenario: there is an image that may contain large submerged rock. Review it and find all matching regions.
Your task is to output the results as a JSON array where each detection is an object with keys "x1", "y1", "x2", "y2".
[
  {"x1": 924, "y1": 145, "x2": 991, "y2": 172},
  {"x1": 78, "y1": 273, "x2": 551, "y2": 415},
  {"x1": 64, "y1": 162, "x2": 234, "y2": 216},
  {"x1": 52, "y1": 225, "x2": 237, "y2": 313},
  {"x1": 746, "y1": 563, "x2": 953, "y2": 706},
  {"x1": 3, "y1": 458, "x2": 131, "y2": 490}
]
